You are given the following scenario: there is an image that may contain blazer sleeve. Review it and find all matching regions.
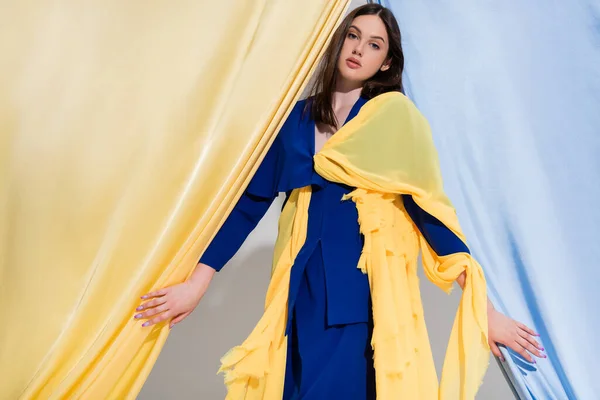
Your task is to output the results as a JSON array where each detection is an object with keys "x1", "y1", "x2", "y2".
[
  {"x1": 199, "y1": 137, "x2": 281, "y2": 271},
  {"x1": 402, "y1": 195, "x2": 470, "y2": 256}
]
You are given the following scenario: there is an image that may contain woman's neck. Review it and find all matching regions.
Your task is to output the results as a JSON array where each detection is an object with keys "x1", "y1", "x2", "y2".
[{"x1": 332, "y1": 80, "x2": 363, "y2": 110}]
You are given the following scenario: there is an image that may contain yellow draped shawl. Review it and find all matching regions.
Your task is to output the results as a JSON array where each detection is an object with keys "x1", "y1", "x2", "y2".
[{"x1": 218, "y1": 92, "x2": 490, "y2": 399}]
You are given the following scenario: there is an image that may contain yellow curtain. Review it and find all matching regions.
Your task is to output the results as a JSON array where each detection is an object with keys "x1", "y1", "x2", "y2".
[{"x1": 0, "y1": 1, "x2": 350, "y2": 398}]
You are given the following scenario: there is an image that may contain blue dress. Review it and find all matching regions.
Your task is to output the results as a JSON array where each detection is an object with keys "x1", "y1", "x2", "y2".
[{"x1": 200, "y1": 96, "x2": 468, "y2": 399}]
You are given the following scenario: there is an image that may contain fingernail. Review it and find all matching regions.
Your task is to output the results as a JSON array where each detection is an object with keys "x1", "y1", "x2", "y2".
[
  {"x1": 142, "y1": 322, "x2": 149, "y2": 327},
  {"x1": 134, "y1": 314, "x2": 142, "y2": 319},
  {"x1": 136, "y1": 306, "x2": 143, "y2": 311},
  {"x1": 141, "y1": 295, "x2": 147, "y2": 299},
  {"x1": 532, "y1": 360, "x2": 536, "y2": 364},
  {"x1": 541, "y1": 347, "x2": 545, "y2": 351}
]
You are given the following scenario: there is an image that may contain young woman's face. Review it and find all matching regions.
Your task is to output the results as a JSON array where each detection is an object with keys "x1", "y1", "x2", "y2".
[{"x1": 337, "y1": 14, "x2": 391, "y2": 86}]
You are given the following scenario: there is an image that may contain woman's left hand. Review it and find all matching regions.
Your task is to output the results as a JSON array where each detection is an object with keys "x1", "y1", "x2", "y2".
[{"x1": 487, "y1": 308, "x2": 546, "y2": 363}]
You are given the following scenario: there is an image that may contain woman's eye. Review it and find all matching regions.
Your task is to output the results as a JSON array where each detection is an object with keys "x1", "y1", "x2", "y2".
[
  {"x1": 369, "y1": 43, "x2": 380, "y2": 50},
  {"x1": 348, "y1": 32, "x2": 358, "y2": 40}
]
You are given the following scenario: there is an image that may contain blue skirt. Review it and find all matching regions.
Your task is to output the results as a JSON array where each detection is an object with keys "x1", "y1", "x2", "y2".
[{"x1": 283, "y1": 243, "x2": 376, "y2": 400}]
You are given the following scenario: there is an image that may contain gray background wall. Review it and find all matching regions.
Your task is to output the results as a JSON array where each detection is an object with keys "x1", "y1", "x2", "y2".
[{"x1": 139, "y1": 1, "x2": 514, "y2": 398}]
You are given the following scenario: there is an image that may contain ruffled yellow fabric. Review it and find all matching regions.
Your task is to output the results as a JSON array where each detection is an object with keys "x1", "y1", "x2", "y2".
[{"x1": 219, "y1": 92, "x2": 490, "y2": 399}]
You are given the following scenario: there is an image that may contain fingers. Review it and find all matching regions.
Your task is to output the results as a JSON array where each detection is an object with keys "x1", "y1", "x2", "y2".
[
  {"x1": 507, "y1": 339, "x2": 534, "y2": 363},
  {"x1": 517, "y1": 322, "x2": 538, "y2": 337},
  {"x1": 490, "y1": 341, "x2": 504, "y2": 362},
  {"x1": 518, "y1": 327, "x2": 543, "y2": 352},
  {"x1": 136, "y1": 285, "x2": 196, "y2": 329},
  {"x1": 515, "y1": 336, "x2": 544, "y2": 359},
  {"x1": 135, "y1": 288, "x2": 170, "y2": 327},
  {"x1": 135, "y1": 304, "x2": 167, "y2": 320},
  {"x1": 136, "y1": 297, "x2": 167, "y2": 312},
  {"x1": 143, "y1": 311, "x2": 172, "y2": 327},
  {"x1": 516, "y1": 322, "x2": 546, "y2": 360},
  {"x1": 141, "y1": 288, "x2": 168, "y2": 299},
  {"x1": 170, "y1": 311, "x2": 192, "y2": 329}
]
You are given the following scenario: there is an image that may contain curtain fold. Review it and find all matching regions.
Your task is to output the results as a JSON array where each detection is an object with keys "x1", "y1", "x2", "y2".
[{"x1": 0, "y1": 1, "x2": 350, "y2": 398}]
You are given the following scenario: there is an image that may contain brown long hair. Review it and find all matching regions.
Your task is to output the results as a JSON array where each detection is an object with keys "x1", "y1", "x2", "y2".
[{"x1": 306, "y1": 4, "x2": 404, "y2": 128}]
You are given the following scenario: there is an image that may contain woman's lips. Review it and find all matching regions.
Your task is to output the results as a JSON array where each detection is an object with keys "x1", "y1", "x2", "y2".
[{"x1": 345, "y1": 58, "x2": 361, "y2": 69}]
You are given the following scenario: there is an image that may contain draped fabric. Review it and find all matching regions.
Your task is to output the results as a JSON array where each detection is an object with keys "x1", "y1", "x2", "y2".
[
  {"x1": 219, "y1": 92, "x2": 490, "y2": 399},
  {"x1": 0, "y1": 1, "x2": 351, "y2": 398},
  {"x1": 382, "y1": 1, "x2": 600, "y2": 398}
]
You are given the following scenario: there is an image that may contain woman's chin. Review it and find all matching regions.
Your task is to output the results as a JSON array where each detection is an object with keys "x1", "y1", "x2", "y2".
[{"x1": 337, "y1": 69, "x2": 368, "y2": 87}]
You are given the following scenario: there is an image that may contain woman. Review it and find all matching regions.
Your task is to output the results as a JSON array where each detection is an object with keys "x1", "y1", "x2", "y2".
[{"x1": 134, "y1": 4, "x2": 544, "y2": 399}]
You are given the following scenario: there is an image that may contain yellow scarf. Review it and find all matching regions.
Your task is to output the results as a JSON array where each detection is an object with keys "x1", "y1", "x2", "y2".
[{"x1": 218, "y1": 92, "x2": 490, "y2": 399}]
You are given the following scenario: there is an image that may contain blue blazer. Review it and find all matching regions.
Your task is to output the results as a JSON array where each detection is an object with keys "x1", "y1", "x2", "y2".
[{"x1": 200, "y1": 96, "x2": 469, "y2": 327}]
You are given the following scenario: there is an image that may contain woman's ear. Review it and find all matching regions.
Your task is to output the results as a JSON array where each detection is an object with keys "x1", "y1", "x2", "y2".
[{"x1": 380, "y1": 59, "x2": 391, "y2": 72}]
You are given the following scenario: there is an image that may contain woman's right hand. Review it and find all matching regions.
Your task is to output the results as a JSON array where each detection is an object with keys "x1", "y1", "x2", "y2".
[{"x1": 134, "y1": 263, "x2": 216, "y2": 329}]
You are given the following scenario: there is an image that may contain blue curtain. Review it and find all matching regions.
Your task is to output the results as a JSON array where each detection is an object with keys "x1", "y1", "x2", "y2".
[{"x1": 382, "y1": 1, "x2": 600, "y2": 399}]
